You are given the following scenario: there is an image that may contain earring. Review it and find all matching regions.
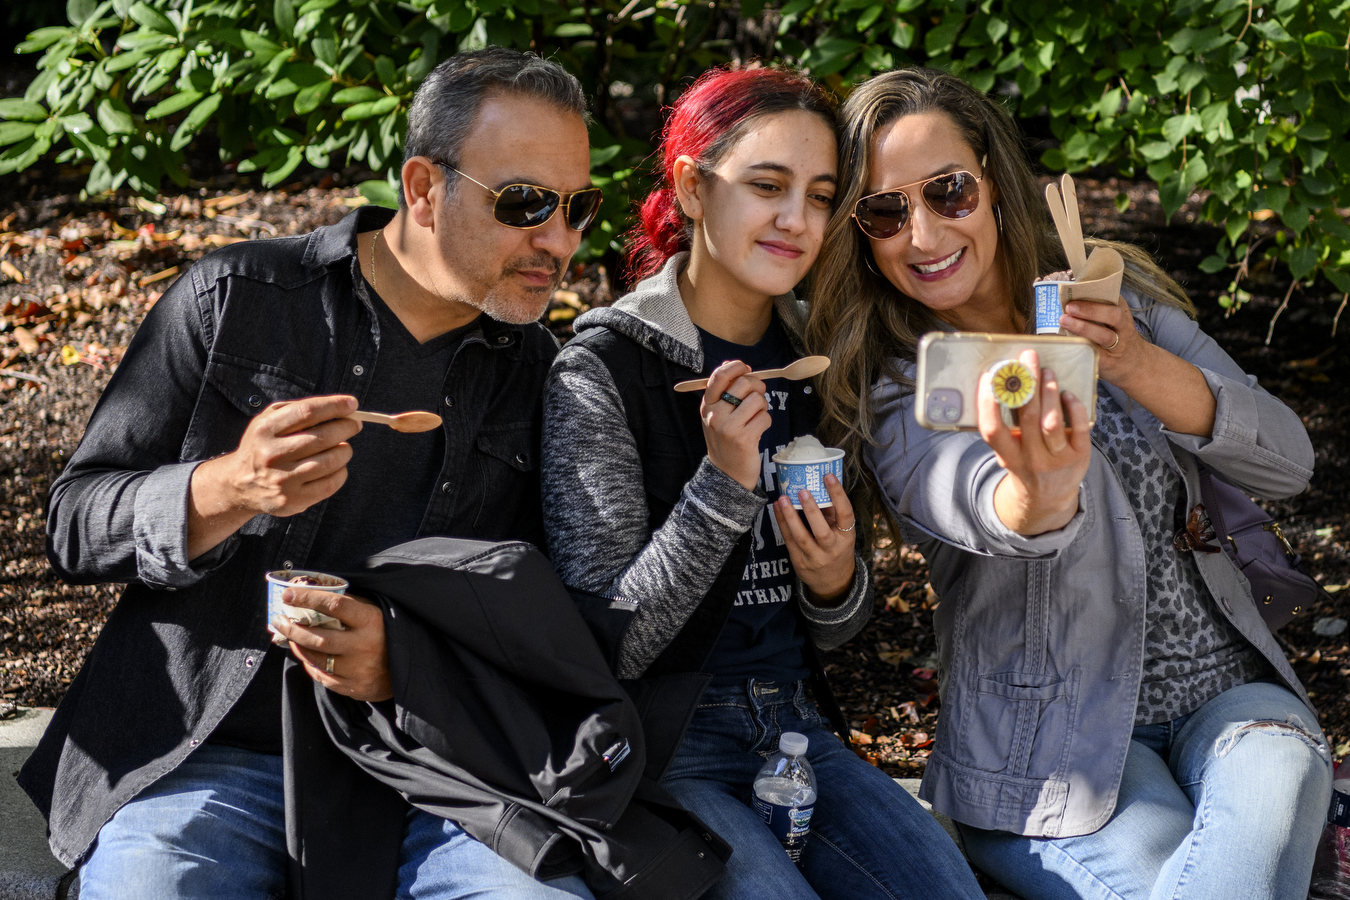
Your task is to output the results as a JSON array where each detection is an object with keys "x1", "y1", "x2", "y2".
[
  {"x1": 995, "y1": 204, "x2": 1004, "y2": 233},
  {"x1": 862, "y1": 245, "x2": 882, "y2": 277}
]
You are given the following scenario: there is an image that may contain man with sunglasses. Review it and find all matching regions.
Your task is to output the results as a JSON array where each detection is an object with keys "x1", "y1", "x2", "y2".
[{"x1": 23, "y1": 48, "x2": 601, "y2": 900}]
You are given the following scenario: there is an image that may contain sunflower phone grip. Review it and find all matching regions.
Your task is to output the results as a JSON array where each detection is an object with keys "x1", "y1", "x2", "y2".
[{"x1": 913, "y1": 332, "x2": 1099, "y2": 432}]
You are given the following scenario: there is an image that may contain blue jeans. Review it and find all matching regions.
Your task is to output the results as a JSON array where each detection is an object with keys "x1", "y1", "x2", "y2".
[
  {"x1": 77, "y1": 744, "x2": 596, "y2": 900},
  {"x1": 661, "y1": 679, "x2": 984, "y2": 900},
  {"x1": 959, "y1": 681, "x2": 1332, "y2": 900}
]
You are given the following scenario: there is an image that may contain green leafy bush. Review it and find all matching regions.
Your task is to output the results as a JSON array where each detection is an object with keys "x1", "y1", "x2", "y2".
[{"x1": 4, "y1": 0, "x2": 1349, "y2": 299}]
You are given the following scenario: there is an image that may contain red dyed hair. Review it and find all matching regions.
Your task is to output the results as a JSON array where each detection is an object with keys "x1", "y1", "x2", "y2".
[{"x1": 626, "y1": 65, "x2": 837, "y2": 283}]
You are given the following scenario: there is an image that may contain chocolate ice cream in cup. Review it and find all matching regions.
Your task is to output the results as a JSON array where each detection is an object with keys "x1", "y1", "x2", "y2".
[
  {"x1": 265, "y1": 569, "x2": 348, "y2": 644},
  {"x1": 773, "y1": 436, "x2": 846, "y2": 509}
]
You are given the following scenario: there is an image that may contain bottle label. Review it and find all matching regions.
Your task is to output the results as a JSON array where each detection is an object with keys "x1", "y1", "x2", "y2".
[
  {"x1": 1329, "y1": 787, "x2": 1350, "y2": 828},
  {"x1": 752, "y1": 796, "x2": 814, "y2": 863}
]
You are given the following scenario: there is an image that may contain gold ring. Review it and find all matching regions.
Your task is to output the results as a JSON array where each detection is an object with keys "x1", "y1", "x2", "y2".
[
  {"x1": 1106, "y1": 331, "x2": 1121, "y2": 351},
  {"x1": 325, "y1": 655, "x2": 335, "y2": 675}
]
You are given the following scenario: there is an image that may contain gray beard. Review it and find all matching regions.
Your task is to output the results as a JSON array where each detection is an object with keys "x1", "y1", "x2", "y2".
[{"x1": 469, "y1": 282, "x2": 556, "y2": 325}]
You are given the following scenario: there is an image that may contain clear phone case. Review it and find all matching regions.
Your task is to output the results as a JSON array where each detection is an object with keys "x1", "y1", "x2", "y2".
[{"x1": 913, "y1": 332, "x2": 1099, "y2": 431}]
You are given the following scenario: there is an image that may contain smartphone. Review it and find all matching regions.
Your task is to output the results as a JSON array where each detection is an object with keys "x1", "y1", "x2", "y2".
[{"x1": 913, "y1": 332, "x2": 1099, "y2": 431}]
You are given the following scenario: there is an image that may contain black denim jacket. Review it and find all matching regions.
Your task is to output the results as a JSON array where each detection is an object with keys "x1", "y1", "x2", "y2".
[{"x1": 19, "y1": 206, "x2": 560, "y2": 867}]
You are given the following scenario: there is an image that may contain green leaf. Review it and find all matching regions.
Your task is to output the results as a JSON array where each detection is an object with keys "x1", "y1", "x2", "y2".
[
  {"x1": 590, "y1": 144, "x2": 621, "y2": 167},
  {"x1": 1199, "y1": 255, "x2": 1227, "y2": 273},
  {"x1": 0, "y1": 100, "x2": 49, "y2": 122},
  {"x1": 297, "y1": 0, "x2": 341, "y2": 14},
  {"x1": 1158, "y1": 171, "x2": 1189, "y2": 218},
  {"x1": 1297, "y1": 121, "x2": 1331, "y2": 141},
  {"x1": 293, "y1": 80, "x2": 332, "y2": 115},
  {"x1": 240, "y1": 31, "x2": 283, "y2": 55},
  {"x1": 342, "y1": 95, "x2": 399, "y2": 120},
  {"x1": 146, "y1": 90, "x2": 203, "y2": 120},
  {"x1": 0, "y1": 122, "x2": 38, "y2": 145},
  {"x1": 60, "y1": 112, "x2": 94, "y2": 134},
  {"x1": 332, "y1": 86, "x2": 383, "y2": 104},
  {"x1": 96, "y1": 98, "x2": 133, "y2": 134},
  {"x1": 1139, "y1": 141, "x2": 1173, "y2": 161},
  {"x1": 129, "y1": 2, "x2": 176, "y2": 35},
  {"x1": 66, "y1": 0, "x2": 98, "y2": 26},
  {"x1": 891, "y1": 20, "x2": 915, "y2": 49},
  {"x1": 1162, "y1": 113, "x2": 1201, "y2": 147},
  {"x1": 553, "y1": 23, "x2": 594, "y2": 37},
  {"x1": 274, "y1": 0, "x2": 297, "y2": 38},
  {"x1": 1325, "y1": 267, "x2": 1350, "y2": 294},
  {"x1": 17, "y1": 27, "x2": 76, "y2": 54},
  {"x1": 856, "y1": 5, "x2": 883, "y2": 31},
  {"x1": 1115, "y1": 192, "x2": 1130, "y2": 213},
  {"x1": 925, "y1": 18, "x2": 964, "y2": 56},
  {"x1": 262, "y1": 144, "x2": 304, "y2": 186},
  {"x1": 987, "y1": 16, "x2": 1008, "y2": 42},
  {"x1": 169, "y1": 93, "x2": 221, "y2": 150},
  {"x1": 358, "y1": 178, "x2": 399, "y2": 209},
  {"x1": 1287, "y1": 244, "x2": 1317, "y2": 280}
]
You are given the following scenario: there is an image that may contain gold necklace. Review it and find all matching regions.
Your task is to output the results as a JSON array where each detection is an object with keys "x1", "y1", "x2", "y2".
[{"x1": 370, "y1": 228, "x2": 382, "y2": 293}]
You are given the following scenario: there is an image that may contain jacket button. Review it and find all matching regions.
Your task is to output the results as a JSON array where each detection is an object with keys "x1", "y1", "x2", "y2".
[
  {"x1": 245, "y1": 656, "x2": 255, "y2": 668},
  {"x1": 247, "y1": 394, "x2": 263, "y2": 408},
  {"x1": 283, "y1": 560, "x2": 294, "y2": 570},
  {"x1": 444, "y1": 395, "x2": 454, "y2": 408},
  {"x1": 353, "y1": 365, "x2": 364, "y2": 376},
  {"x1": 803, "y1": 385, "x2": 812, "y2": 394},
  {"x1": 515, "y1": 453, "x2": 528, "y2": 465},
  {"x1": 496, "y1": 335, "x2": 510, "y2": 345},
  {"x1": 441, "y1": 482, "x2": 453, "y2": 494},
  {"x1": 189, "y1": 739, "x2": 199, "y2": 747}
]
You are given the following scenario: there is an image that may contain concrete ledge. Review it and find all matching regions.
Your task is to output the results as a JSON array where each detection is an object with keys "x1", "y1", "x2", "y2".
[
  {"x1": 0, "y1": 708, "x2": 74, "y2": 900},
  {"x1": 2, "y1": 710, "x2": 1014, "y2": 899}
]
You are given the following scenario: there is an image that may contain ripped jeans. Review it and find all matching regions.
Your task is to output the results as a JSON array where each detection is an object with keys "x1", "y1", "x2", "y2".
[{"x1": 960, "y1": 681, "x2": 1331, "y2": 900}]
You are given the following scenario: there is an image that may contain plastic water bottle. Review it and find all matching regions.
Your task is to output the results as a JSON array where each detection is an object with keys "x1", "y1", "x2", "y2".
[
  {"x1": 1309, "y1": 769, "x2": 1350, "y2": 899},
  {"x1": 752, "y1": 732, "x2": 817, "y2": 864}
]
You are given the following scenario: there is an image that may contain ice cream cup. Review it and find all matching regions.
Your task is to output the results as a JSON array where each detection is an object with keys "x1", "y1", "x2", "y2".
[
  {"x1": 773, "y1": 447, "x2": 846, "y2": 509},
  {"x1": 1033, "y1": 280, "x2": 1071, "y2": 335},
  {"x1": 265, "y1": 569, "x2": 348, "y2": 643}
]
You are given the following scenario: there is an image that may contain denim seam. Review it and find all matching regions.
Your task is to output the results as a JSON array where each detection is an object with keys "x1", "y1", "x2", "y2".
[{"x1": 810, "y1": 831, "x2": 901, "y2": 900}]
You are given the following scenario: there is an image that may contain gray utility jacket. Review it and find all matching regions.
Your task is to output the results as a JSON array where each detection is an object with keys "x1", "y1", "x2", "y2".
[{"x1": 867, "y1": 289, "x2": 1316, "y2": 838}]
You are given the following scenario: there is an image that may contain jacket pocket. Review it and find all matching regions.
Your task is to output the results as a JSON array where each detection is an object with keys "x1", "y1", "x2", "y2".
[
  {"x1": 182, "y1": 355, "x2": 316, "y2": 460},
  {"x1": 473, "y1": 422, "x2": 542, "y2": 538},
  {"x1": 963, "y1": 669, "x2": 1080, "y2": 781}
]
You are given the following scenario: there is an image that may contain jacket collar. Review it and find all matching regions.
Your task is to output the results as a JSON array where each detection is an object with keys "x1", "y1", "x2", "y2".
[
  {"x1": 306, "y1": 206, "x2": 527, "y2": 352},
  {"x1": 574, "y1": 252, "x2": 809, "y2": 372}
]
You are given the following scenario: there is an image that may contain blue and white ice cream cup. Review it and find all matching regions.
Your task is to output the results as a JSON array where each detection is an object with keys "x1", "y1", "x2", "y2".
[
  {"x1": 773, "y1": 446, "x2": 846, "y2": 509},
  {"x1": 265, "y1": 569, "x2": 348, "y2": 644},
  {"x1": 1033, "y1": 280, "x2": 1072, "y2": 335}
]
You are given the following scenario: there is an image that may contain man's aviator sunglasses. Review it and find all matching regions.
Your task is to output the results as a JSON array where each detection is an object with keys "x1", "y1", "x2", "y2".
[
  {"x1": 851, "y1": 166, "x2": 985, "y2": 241},
  {"x1": 437, "y1": 163, "x2": 602, "y2": 232}
]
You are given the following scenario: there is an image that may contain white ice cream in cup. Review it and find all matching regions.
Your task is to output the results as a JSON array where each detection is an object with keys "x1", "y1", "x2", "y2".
[
  {"x1": 265, "y1": 569, "x2": 348, "y2": 644},
  {"x1": 772, "y1": 436, "x2": 846, "y2": 509}
]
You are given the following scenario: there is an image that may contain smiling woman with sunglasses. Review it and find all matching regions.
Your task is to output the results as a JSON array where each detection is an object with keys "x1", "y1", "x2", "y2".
[{"x1": 808, "y1": 67, "x2": 1329, "y2": 900}]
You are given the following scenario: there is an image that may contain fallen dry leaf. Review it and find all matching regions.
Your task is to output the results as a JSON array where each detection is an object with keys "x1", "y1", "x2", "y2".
[
  {"x1": 206, "y1": 234, "x2": 248, "y2": 247},
  {"x1": 140, "y1": 266, "x2": 179, "y2": 287},
  {"x1": 203, "y1": 193, "x2": 251, "y2": 211},
  {"x1": 12, "y1": 326, "x2": 40, "y2": 353},
  {"x1": 1, "y1": 260, "x2": 26, "y2": 283}
]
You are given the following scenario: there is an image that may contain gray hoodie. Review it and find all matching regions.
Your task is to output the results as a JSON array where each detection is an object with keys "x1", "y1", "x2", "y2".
[{"x1": 541, "y1": 253, "x2": 872, "y2": 681}]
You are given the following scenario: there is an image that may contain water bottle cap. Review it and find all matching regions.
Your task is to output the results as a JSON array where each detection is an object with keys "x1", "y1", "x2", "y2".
[{"x1": 779, "y1": 732, "x2": 808, "y2": 756}]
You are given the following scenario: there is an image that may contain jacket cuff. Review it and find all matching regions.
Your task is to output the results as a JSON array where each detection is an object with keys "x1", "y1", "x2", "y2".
[
  {"x1": 681, "y1": 456, "x2": 765, "y2": 534},
  {"x1": 797, "y1": 552, "x2": 871, "y2": 626},
  {"x1": 133, "y1": 460, "x2": 237, "y2": 587},
  {"x1": 969, "y1": 455, "x2": 1086, "y2": 557}
]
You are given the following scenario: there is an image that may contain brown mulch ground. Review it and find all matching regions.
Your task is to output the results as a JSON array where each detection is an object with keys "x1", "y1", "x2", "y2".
[{"x1": 1, "y1": 173, "x2": 1347, "y2": 781}]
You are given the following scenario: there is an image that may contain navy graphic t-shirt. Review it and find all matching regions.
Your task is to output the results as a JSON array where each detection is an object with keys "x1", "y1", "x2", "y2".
[{"x1": 698, "y1": 318, "x2": 810, "y2": 685}]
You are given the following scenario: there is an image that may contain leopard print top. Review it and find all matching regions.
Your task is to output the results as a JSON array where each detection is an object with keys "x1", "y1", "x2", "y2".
[{"x1": 1093, "y1": 391, "x2": 1271, "y2": 725}]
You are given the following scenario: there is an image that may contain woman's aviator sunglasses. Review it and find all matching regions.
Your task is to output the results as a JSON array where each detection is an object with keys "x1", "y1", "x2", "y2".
[
  {"x1": 851, "y1": 166, "x2": 985, "y2": 241},
  {"x1": 438, "y1": 163, "x2": 603, "y2": 231}
]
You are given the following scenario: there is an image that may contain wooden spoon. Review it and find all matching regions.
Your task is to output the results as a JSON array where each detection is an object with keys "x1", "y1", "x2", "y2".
[
  {"x1": 346, "y1": 409, "x2": 443, "y2": 433},
  {"x1": 672, "y1": 355, "x2": 831, "y2": 393}
]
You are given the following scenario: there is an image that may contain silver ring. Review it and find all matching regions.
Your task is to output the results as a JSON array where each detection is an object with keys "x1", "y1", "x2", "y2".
[
  {"x1": 1106, "y1": 331, "x2": 1121, "y2": 351},
  {"x1": 325, "y1": 655, "x2": 335, "y2": 675},
  {"x1": 835, "y1": 522, "x2": 856, "y2": 533},
  {"x1": 720, "y1": 392, "x2": 743, "y2": 408}
]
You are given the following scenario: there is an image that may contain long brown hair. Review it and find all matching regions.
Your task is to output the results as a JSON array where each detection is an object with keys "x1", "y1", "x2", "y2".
[{"x1": 806, "y1": 67, "x2": 1193, "y2": 540}]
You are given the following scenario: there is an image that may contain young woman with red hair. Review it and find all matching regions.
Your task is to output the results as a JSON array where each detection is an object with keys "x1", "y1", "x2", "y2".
[{"x1": 540, "y1": 66, "x2": 982, "y2": 900}]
